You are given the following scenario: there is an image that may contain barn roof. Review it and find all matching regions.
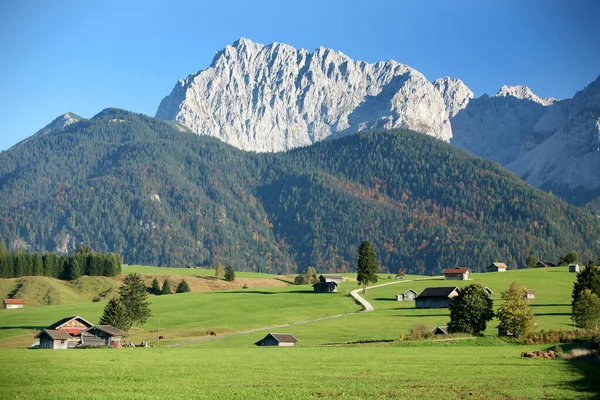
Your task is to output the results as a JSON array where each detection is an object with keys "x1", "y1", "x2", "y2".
[
  {"x1": 417, "y1": 287, "x2": 460, "y2": 298},
  {"x1": 312, "y1": 282, "x2": 338, "y2": 288},
  {"x1": 255, "y1": 333, "x2": 298, "y2": 345},
  {"x1": 3, "y1": 299, "x2": 24, "y2": 305},
  {"x1": 524, "y1": 289, "x2": 536, "y2": 295},
  {"x1": 432, "y1": 326, "x2": 448, "y2": 334},
  {"x1": 47, "y1": 315, "x2": 94, "y2": 330},
  {"x1": 401, "y1": 289, "x2": 417, "y2": 295},
  {"x1": 319, "y1": 275, "x2": 344, "y2": 280},
  {"x1": 443, "y1": 267, "x2": 471, "y2": 274},
  {"x1": 488, "y1": 262, "x2": 507, "y2": 269},
  {"x1": 87, "y1": 325, "x2": 129, "y2": 337},
  {"x1": 36, "y1": 329, "x2": 72, "y2": 340}
]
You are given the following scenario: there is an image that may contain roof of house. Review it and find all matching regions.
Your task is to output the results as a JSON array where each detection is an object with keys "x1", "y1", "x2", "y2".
[
  {"x1": 36, "y1": 329, "x2": 72, "y2": 340},
  {"x1": 488, "y1": 262, "x2": 507, "y2": 269},
  {"x1": 47, "y1": 316, "x2": 94, "y2": 330},
  {"x1": 524, "y1": 289, "x2": 536, "y2": 295},
  {"x1": 443, "y1": 267, "x2": 471, "y2": 274},
  {"x1": 319, "y1": 275, "x2": 344, "y2": 280},
  {"x1": 537, "y1": 261, "x2": 557, "y2": 267},
  {"x1": 3, "y1": 299, "x2": 24, "y2": 305},
  {"x1": 255, "y1": 333, "x2": 298, "y2": 345},
  {"x1": 417, "y1": 287, "x2": 460, "y2": 298},
  {"x1": 86, "y1": 325, "x2": 129, "y2": 337},
  {"x1": 312, "y1": 281, "x2": 338, "y2": 288},
  {"x1": 432, "y1": 326, "x2": 448, "y2": 334},
  {"x1": 401, "y1": 289, "x2": 418, "y2": 295}
]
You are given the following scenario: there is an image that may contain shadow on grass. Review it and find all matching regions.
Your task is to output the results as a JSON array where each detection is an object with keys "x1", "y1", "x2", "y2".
[
  {"x1": 394, "y1": 313, "x2": 449, "y2": 318},
  {"x1": 0, "y1": 326, "x2": 39, "y2": 330},
  {"x1": 210, "y1": 290, "x2": 314, "y2": 295},
  {"x1": 373, "y1": 298, "x2": 398, "y2": 302},
  {"x1": 534, "y1": 312, "x2": 572, "y2": 316},
  {"x1": 547, "y1": 344, "x2": 600, "y2": 397},
  {"x1": 530, "y1": 304, "x2": 570, "y2": 307}
]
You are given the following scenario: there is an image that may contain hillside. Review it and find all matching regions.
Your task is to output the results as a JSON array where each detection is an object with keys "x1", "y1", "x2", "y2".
[{"x1": 0, "y1": 109, "x2": 599, "y2": 273}]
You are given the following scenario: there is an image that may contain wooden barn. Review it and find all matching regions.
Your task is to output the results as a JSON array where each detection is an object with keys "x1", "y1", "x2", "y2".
[
  {"x1": 81, "y1": 325, "x2": 128, "y2": 348},
  {"x1": 47, "y1": 316, "x2": 94, "y2": 335},
  {"x1": 396, "y1": 289, "x2": 417, "y2": 301},
  {"x1": 536, "y1": 261, "x2": 557, "y2": 268},
  {"x1": 255, "y1": 333, "x2": 298, "y2": 347},
  {"x1": 415, "y1": 287, "x2": 461, "y2": 309},
  {"x1": 443, "y1": 267, "x2": 471, "y2": 280},
  {"x1": 487, "y1": 262, "x2": 507, "y2": 272},
  {"x1": 524, "y1": 289, "x2": 536, "y2": 299},
  {"x1": 569, "y1": 264, "x2": 580, "y2": 273},
  {"x1": 36, "y1": 329, "x2": 72, "y2": 349},
  {"x1": 313, "y1": 281, "x2": 338, "y2": 293},
  {"x1": 3, "y1": 299, "x2": 24, "y2": 309},
  {"x1": 318, "y1": 275, "x2": 343, "y2": 284},
  {"x1": 496, "y1": 324, "x2": 512, "y2": 336}
]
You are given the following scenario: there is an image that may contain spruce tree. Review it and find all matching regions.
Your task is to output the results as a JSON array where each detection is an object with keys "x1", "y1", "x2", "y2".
[
  {"x1": 99, "y1": 298, "x2": 130, "y2": 332},
  {"x1": 161, "y1": 279, "x2": 171, "y2": 295},
  {"x1": 357, "y1": 241, "x2": 378, "y2": 292},
  {"x1": 224, "y1": 265, "x2": 235, "y2": 281},
  {"x1": 176, "y1": 279, "x2": 191, "y2": 293},
  {"x1": 572, "y1": 289, "x2": 600, "y2": 329},
  {"x1": 151, "y1": 278, "x2": 161, "y2": 294},
  {"x1": 119, "y1": 273, "x2": 152, "y2": 329}
]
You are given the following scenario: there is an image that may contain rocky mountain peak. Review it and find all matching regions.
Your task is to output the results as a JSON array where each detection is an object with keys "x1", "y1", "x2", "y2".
[
  {"x1": 33, "y1": 112, "x2": 82, "y2": 138},
  {"x1": 156, "y1": 38, "x2": 453, "y2": 152},
  {"x1": 495, "y1": 85, "x2": 556, "y2": 106},
  {"x1": 433, "y1": 77, "x2": 474, "y2": 118}
]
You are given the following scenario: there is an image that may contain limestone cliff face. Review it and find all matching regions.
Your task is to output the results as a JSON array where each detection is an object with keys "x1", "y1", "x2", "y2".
[{"x1": 156, "y1": 38, "x2": 454, "y2": 152}]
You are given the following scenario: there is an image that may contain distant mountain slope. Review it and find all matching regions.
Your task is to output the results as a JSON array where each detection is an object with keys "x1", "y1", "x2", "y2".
[
  {"x1": 156, "y1": 38, "x2": 600, "y2": 207},
  {"x1": 0, "y1": 109, "x2": 598, "y2": 273}
]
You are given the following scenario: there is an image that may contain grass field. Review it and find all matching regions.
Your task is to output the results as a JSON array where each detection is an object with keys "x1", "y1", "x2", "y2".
[
  {"x1": 1, "y1": 341, "x2": 599, "y2": 399},
  {"x1": 1, "y1": 266, "x2": 598, "y2": 399}
]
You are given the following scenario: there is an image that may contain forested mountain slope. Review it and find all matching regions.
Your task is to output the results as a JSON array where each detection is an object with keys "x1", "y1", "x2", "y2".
[{"x1": 0, "y1": 109, "x2": 598, "y2": 274}]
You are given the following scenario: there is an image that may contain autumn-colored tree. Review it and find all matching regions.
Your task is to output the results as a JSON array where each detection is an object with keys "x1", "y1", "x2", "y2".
[
  {"x1": 496, "y1": 282, "x2": 535, "y2": 338},
  {"x1": 215, "y1": 263, "x2": 225, "y2": 280}
]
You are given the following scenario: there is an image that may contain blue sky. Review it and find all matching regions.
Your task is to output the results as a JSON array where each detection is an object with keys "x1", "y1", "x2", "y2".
[{"x1": 0, "y1": 0, "x2": 598, "y2": 151}]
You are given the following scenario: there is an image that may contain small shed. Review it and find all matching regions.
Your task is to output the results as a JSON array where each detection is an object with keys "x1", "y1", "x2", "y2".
[
  {"x1": 396, "y1": 289, "x2": 417, "y2": 301},
  {"x1": 443, "y1": 267, "x2": 471, "y2": 280},
  {"x1": 536, "y1": 261, "x2": 557, "y2": 268},
  {"x1": 484, "y1": 287, "x2": 494, "y2": 297},
  {"x1": 569, "y1": 264, "x2": 580, "y2": 273},
  {"x1": 318, "y1": 275, "x2": 343, "y2": 284},
  {"x1": 415, "y1": 287, "x2": 461, "y2": 309},
  {"x1": 487, "y1": 262, "x2": 507, "y2": 272},
  {"x1": 313, "y1": 281, "x2": 338, "y2": 293},
  {"x1": 81, "y1": 325, "x2": 128, "y2": 347},
  {"x1": 47, "y1": 316, "x2": 94, "y2": 335},
  {"x1": 524, "y1": 289, "x2": 536, "y2": 299},
  {"x1": 496, "y1": 324, "x2": 512, "y2": 336},
  {"x1": 432, "y1": 326, "x2": 448, "y2": 335},
  {"x1": 255, "y1": 333, "x2": 298, "y2": 347},
  {"x1": 3, "y1": 299, "x2": 24, "y2": 309},
  {"x1": 36, "y1": 329, "x2": 72, "y2": 349}
]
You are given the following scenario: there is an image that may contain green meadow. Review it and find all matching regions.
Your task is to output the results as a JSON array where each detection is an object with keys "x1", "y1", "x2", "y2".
[{"x1": 1, "y1": 266, "x2": 599, "y2": 399}]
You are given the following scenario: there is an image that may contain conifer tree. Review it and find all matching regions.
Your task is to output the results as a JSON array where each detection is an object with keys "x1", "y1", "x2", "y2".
[
  {"x1": 224, "y1": 265, "x2": 235, "y2": 281},
  {"x1": 99, "y1": 298, "x2": 130, "y2": 331},
  {"x1": 119, "y1": 273, "x2": 152, "y2": 329},
  {"x1": 151, "y1": 278, "x2": 161, "y2": 295},
  {"x1": 357, "y1": 241, "x2": 378, "y2": 293},
  {"x1": 161, "y1": 279, "x2": 171, "y2": 295},
  {"x1": 176, "y1": 279, "x2": 191, "y2": 293},
  {"x1": 572, "y1": 289, "x2": 600, "y2": 330}
]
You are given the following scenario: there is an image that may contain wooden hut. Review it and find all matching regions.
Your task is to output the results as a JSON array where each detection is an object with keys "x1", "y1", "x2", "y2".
[
  {"x1": 255, "y1": 333, "x2": 298, "y2": 347},
  {"x1": 81, "y1": 325, "x2": 128, "y2": 347},
  {"x1": 3, "y1": 299, "x2": 24, "y2": 309},
  {"x1": 524, "y1": 289, "x2": 536, "y2": 300},
  {"x1": 318, "y1": 275, "x2": 343, "y2": 284},
  {"x1": 415, "y1": 287, "x2": 461, "y2": 309},
  {"x1": 396, "y1": 289, "x2": 417, "y2": 301},
  {"x1": 443, "y1": 267, "x2": 471, "y2": 280},
  {"x1": 432, "y1": 326, "x2": 448, "y2": 335},
  {"x1": 496, "y1": 324, "x2": 512, "y2": 336},
  {"x1": 36, "y1": 329, "x2": 72, "y2": 349},
  {"x1": 487, "y1": 262, "x2": 507, "y2": 272},
  {"x1": 313, "y1": 281, "x2": 338, "y2": 293},
  {"x1": 536, "y1": 261, "x2": 557, "y2": 268},
  {"x1": 569, "y1": 264, "x2": 580, "y2": 273}
]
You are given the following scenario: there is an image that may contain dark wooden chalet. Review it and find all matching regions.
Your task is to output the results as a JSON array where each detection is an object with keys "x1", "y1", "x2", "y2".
[
  {"x1": 487, "y1": 262, "x2": 507, "y2": 272},
  {"x1": 496, "y1": 324, "x2": 512, "y2": 336},
  {"x1": 36, "y1": 329, "x2": 72, "y2": 350},
  {"x1": 81, "y1": 325, "x2": 128, "y2": 347},
  {"x1": 415, "y1": 287, "x2": 461, "y2": 309},
  {"x1": 536, "y1": 261, "x2": 557, "y2": 268},
  {"x1": 313, "y1": 281, "x2": 338, "y2": 293},
  {"x1": 318, "y1": 275, "x2": 343, "y2": 284},
  {"x1": 255, "y1": 333, "x2": 298, "y2": 347},
  {"x1": 443, "y1": 267, "x2": 471, "y2": 280},
  {"x1": 396, "y1": 289, "x2": 417, "y2": 301},
  {"x1": 432, "y1": 326, "x2": 448, "y2": 335}
]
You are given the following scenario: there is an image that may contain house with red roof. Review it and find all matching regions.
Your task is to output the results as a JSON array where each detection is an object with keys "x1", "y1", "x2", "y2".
[{"x1": 3, "y1": 299, "x2": 24, "y2": 309}]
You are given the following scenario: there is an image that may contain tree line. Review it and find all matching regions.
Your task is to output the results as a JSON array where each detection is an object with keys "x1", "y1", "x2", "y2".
[{"x1": 0, "y1": 242, "x2": 121, "y2": 280}]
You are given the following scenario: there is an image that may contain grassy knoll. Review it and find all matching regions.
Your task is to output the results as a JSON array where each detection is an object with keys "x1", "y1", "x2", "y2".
[
  {"x1": 123, "y1": 265, "x2": 287, "y2": 280},
  {"x1": 1, "y1": 342, "x2": 599, "y2": 399}
]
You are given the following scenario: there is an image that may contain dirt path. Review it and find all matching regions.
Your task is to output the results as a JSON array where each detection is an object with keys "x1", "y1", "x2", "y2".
[{"x1": 166, "y1": 276, "x2": 438, "y2": 347}]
